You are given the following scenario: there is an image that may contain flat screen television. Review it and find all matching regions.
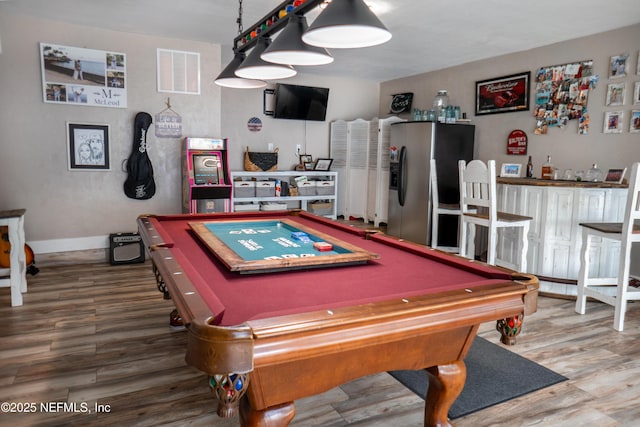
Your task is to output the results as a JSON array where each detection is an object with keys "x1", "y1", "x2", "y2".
[{"x1": 273, "y1": 84, "x2": 329, "y2": 121}]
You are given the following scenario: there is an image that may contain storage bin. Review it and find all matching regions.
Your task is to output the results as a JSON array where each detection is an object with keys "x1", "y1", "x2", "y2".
[
  {"x1": 308, "y1": 202, "x2": 334, "y2": 216},
  {"x1": 234, "y1": 203, "x2": 260, "y2": 212},
  {"x1": 233, "y1": 181, "x2": 255, "y2": 198},
  {"x1": 260, "y1": 202, "x2": 288, "y2": 211},
  {"x1": 297, "y1": 181, "x2": 316, "y2": 196},
  {"x1": 255, "y1": 181, "x2": 276, "y2": 197},
  {"x1": 316, "y1": 181, "x2": 335, "y2": 196}
]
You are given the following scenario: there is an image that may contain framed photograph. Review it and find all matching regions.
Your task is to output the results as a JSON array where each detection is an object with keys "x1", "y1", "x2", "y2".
[
  {"x1": 630, "y1": 110, "x2": 640, "y2": 133},
  {"x1": 475, "y1": 71, "x2": 530, "y2": 115},
  {"x1": 609, "y1": 54, "x2": 629, "y2": 79},
  {"x1": 605, "y1": 82, "x2": 626, "y2": 106},
  {"x1": 67, "y1": 122, "x2": 110, "y2": 170},
  {"x1": 634, "y1": 82, "x2": 640, "y2": 105},
  {"x1": 314, "y1": 158, "x2": 333, "y2": 171},
  {"x1": 299, "y1": 154, "x2": 312, "y2": 165},
  {"x1": 304, "y1": 162, "x2": 314, "y2": 171},
  {"x1": 603, "y1": 111, "x2": 623, "y2": 134},
  {"x1": 500, "y1": 163, "x2": 522, "y2": 178},
  {"x1": 604, "y1": 168, "x2": 627, "y2": 184}
]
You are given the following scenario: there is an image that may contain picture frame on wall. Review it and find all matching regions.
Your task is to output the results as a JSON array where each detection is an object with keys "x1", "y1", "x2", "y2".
[
  {"x1": 605, "y1": 82, "x2": 626, "y2": 106},
  {"x1": 603, "y1": 111, "x2": 623, "y2": 134},
  {"x1": 631, "y1": 110, "x2": 640, "y2": 133},
  {"x1": 475, "y1": 71, "x2": 530, "y2": 115},
  {"x1": 634, "y1": 82, "x2": 640, "y2": 105},
  {"x1": 67, "y1": 122, "x2": 110, "y2": 170},
  {"x1": 609, "y1": 54, "x2": 629, "y2": 79}
]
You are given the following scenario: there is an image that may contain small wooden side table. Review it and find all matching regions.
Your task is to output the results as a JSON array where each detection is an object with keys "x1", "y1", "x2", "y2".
[{"x1": 0, "y1": 209, "x2": 28, "y2": 306}]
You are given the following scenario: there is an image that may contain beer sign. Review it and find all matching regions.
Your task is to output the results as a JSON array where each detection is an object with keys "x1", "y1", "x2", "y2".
[{"x1": 507, "y1": 129, "x2": 528, "y2": 155}]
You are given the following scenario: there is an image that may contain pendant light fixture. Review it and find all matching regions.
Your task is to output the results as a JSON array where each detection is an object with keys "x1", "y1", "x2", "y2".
[
  {"x1": 215, "y1": 51, "x2": 267, "y2": 88},
  {"x1": 235, "y1": 37, "x2": 297, "y2": 80},
  {"x1": 214, "y1": 0, "x2": 266, "y2": 89},
  {"x1": 302, "y1": 0, "x2": 392, "y2": 49},
  {"x1": 260, "y1": 14, "x2": 333, "y2": 66}
]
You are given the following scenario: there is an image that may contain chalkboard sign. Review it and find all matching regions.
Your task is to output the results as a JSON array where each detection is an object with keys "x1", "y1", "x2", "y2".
[{"x1": 389, "y1": 92, "x2": 413, "y2": 114}]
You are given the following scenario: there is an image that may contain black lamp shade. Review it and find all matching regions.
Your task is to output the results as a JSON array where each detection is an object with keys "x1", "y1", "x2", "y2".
[
  {"x1": 261, "y1": 14, "x2": 333, "y2": 66},
  {"x1": 302, "y1": 0, "x2": 392, "y2": 49},
  {"x1": 215, "y1": 52, "x2": 267, "y2": 88},
  {"x1": 235, "y1": 37, "x2": 297, "y2": 80}
]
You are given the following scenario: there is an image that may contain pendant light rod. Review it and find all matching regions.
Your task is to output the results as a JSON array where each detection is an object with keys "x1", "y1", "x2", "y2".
[{"x1": 233, "y1": 0, "x2": 324, "y2": 53}]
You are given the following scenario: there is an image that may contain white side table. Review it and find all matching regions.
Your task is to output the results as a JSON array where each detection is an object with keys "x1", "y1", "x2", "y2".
[{"x1": 0, "y1": 209, "x2": 27, "y2": 306}]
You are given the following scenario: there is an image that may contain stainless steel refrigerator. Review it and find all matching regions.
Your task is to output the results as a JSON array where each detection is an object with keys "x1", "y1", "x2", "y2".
[{"x1": 387, "y1": 121, "x2": 475, "y2": 247}]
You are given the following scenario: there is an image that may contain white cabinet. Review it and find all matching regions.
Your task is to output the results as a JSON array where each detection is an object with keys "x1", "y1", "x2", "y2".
[
  {"x1": 230, "y1": 171, "x2": 338, "y2": 219},
  {"x1": 497, "y1": 181, "x2": 628, "y2": 288}
]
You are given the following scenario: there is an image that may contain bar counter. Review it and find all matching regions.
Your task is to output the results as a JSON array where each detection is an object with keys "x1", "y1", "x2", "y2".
[{"x1": 496, "y1": 178, "x2": 628, "y2": 297}]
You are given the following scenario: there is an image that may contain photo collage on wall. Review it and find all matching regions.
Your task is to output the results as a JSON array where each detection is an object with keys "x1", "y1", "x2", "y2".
[
  {"x1": 604, "y1": 52, "x2": 640, "y2": 134},
  {"x1": 533, "y1": 60, "x2": 598, "y2": 135},
  {"x1": 40, "y1": 42, "x2": 127, "y2": 108}
]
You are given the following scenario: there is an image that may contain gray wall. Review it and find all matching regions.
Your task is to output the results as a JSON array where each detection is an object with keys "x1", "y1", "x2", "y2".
[
  {"x1": 0, "y1": 12, "x2": 222, "y2": 253},
  {"x1": 379, "y1": 24, "x2": 640, "y2": 175},
  {"x1": 0, "y1": 11, "x2": 380, "y2": 254}
]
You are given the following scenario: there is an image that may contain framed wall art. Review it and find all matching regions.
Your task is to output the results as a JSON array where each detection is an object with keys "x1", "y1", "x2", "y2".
[
  {"x1": 605, "y1": 82, "x2": 626, "y2": 106},
  {"x1": 67, "y1": 122, "x2": 110, "y2": 170},
  {"x1": 475, "y1": 72, "x2": 530, "y2": 115},
  {"x1": 609, "y1": 54, "x2": 629, "y2": 79},
  {"x1": 40, "y1": 43, "x2": 127, "y2": 108},
  {"x1": 603, "y1": 111, "x2": 623, "y2": 134},
  {"x1": 634, "y1": 82, "x2": 640, "y2": 105}
]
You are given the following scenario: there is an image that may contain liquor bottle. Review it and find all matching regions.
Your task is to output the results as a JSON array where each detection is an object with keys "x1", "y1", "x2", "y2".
[
  {"x1": 526, "y1": 156, "x2": 534, "y2": 178},
  {"x1": 541, "y1": 155, "x2": 554, "y2": 180}
]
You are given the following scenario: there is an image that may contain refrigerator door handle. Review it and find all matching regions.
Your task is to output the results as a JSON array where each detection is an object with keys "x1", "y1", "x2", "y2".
[{"x1": 398, "y1": 145, "x2": 407, "y2": 206}]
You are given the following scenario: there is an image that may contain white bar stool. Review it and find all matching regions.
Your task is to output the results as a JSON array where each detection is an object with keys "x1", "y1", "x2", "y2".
[
  {"x1": 458, "y1": 160, "x2": 532, "y2": 272},
  {"x1": 0, "y1": 209, "x2": 28, "y2": 306},
  {"x1": 575, "y1": 162, "x2": 640, "y2": 331}
]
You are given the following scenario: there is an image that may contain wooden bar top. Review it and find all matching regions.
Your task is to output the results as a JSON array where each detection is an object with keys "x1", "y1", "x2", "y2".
[{"x1": 496, "y1": 177, "x2": 628, "y2": 189}]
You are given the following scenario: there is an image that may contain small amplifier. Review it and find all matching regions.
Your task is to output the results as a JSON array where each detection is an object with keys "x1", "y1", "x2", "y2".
[{"x1": 109, "y1": 232, "x2": 145, "y2": 265}]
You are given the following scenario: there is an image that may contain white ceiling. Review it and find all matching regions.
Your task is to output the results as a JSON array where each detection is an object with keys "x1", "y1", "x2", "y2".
[{"x1": 2, "y1": 0, "x2": 640, "y2": 82}]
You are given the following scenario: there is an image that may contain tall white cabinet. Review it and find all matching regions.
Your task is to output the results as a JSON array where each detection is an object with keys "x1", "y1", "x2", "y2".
[{"x1": 330, "y1": 116, "x2": 404, "y2": 225}]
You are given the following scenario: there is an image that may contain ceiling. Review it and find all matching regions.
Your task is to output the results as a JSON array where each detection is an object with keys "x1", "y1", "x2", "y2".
[{"x1": 2, "y1": 0, "x2": 640, "y2": 82}]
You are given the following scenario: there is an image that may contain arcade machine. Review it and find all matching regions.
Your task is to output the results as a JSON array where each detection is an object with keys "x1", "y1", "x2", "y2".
[{"x1": 182, "y1": 137, "x2": 232, "y2": 213}]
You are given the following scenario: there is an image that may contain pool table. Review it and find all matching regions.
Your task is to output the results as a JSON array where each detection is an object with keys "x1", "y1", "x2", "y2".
[{"x1": 138, "y1": 211, "x2": 538, "y2": 427}]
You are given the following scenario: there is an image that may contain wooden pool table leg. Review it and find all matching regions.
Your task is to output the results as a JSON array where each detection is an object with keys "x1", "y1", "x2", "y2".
[
  {"x1": 239, "y1": 396, "x2": 295, "y2": 427},
  {"x1": 496, "y1": 313, "x2": 524, "y2": 345},
  {"x1": 425, "y1": 360, "x2": 466, "y2": 427}
]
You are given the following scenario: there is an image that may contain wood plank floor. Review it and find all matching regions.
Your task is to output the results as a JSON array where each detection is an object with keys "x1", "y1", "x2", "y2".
[{"x1": 2, "y1": 261, "x2": 640, "y2": 427}]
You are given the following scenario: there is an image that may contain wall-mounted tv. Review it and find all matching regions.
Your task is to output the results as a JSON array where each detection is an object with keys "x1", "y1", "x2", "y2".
[{"x1": 273, "y1": 83, "x2": 329, "y2": 121}]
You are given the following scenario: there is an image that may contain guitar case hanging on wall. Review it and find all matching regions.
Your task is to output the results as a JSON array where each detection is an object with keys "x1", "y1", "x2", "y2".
[{"x1": 124, "y1": 112, "x2": 156, "y2": 200}]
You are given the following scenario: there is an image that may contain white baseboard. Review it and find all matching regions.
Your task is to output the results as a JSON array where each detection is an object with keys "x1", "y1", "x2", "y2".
[{"x1": 29, "y1": 235, "x2": 110, "y2": 254}]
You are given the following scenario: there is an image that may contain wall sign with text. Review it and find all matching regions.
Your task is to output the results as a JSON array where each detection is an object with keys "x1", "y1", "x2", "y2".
[
  {"x1": 475, "y1": 72, "x2": 530, "y2": 115},
  {"x1": 506, "y1": 129, "x2": 528, "y2": 155},
  {"x1": 40, "y1": 42, "x2": 127, "y2": 108},
  {"x1": 389, "y1": 92, "x2": 413, "y2": 114}
]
